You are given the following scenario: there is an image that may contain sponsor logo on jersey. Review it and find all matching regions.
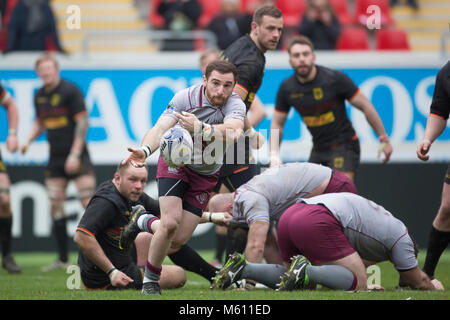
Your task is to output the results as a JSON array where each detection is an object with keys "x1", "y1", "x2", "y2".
[
  {"x1": 313, "y1": 87, "x2": 323, "y2": 100},
  {"x1": 303, "y1": 111, "x2": 335, "y2": 127}
]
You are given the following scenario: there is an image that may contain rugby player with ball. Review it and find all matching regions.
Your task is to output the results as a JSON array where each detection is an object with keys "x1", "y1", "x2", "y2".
[{"x1": 124, "y1": 60, "x2": 246, "y2": 295}]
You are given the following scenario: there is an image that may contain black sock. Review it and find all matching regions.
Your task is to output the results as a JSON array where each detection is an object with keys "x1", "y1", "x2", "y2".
[
  {"x1": 423, "y1": 226, "x2": 450, "y2": 279},
  {"x1": 53, "y1": 217, "x2": 68, "y2": 263},
  {"x1": 225, "y1": 228, "x2": 248, "y2": 259},
  {"x1": 215, "y1": 233, "x2": 226, "y2": 264},
  {"x1": 168, "y1": 245, "x2": 218, "y2": 283},
  {"x1": 0, "y1": 217, "x2": 12, "y2": 257}
]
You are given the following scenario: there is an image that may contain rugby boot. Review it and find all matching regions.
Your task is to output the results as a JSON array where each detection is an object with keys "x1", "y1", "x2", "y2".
[
  {"x1": 277, "y1": 255, "x2": 310, "y2": 291},
  {"x1": 142, "y1": 281, "x2": 161, "y2": 295},
  {"x1": 2, "y1": 254, "x2": 21, "y2": 273},
  {"x1": 119, "y1": 205, "x2": 147, "y2": 250},
  {"x1": 210, "y1": 252, "x2": 247, "y2": 290}
]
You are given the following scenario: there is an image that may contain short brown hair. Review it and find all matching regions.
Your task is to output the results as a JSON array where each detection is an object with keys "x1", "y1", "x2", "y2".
[
  {"x1": 253, "y1": 5, "x2": 283, "y2": 25},
  {"x1": 116, "y1": 160, "x2": 148, "y2": 175},
  {"x1": 35, "y1": 54, "x2": 59, "y2": 70},
  {"x1": 288, "y1": 36, "x2": 315, "y2": 54},
  {"x1": 200, "y1": 49, "x2": 220, "y2": 66},
  {"x1": 205, "y1": 60, "x2": 238, "y2": 81}
]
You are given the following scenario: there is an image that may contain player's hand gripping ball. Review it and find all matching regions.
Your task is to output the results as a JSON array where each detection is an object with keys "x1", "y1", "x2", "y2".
[{"x1": 160, "y1": 127, "x2": 193, "y2": 168}]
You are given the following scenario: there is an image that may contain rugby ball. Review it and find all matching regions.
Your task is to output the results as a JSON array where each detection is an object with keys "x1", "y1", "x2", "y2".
[{"x1": 160, "y1": 127, "x2": 193, "y2": 168}]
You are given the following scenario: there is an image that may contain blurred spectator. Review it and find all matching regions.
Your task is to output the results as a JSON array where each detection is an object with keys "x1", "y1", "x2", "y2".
[
  {"x1": 207, "y1": 0, "x2": 251, "y2": 50},
  {"x1": 390, "y1": 0, "x2": 418, "y2": 10},
  {"x1": 6, "y1": 0, "x2": 64, "y2": 53},
  {"x1": 298, "y1": 0, "x2": 341, "y2": 50},
  {"x1": 158, "y1": 0, "x2": 202, "y2": 51},
  {"x1": 0, "y1": 0, "x2": 17, "y2": 52}
]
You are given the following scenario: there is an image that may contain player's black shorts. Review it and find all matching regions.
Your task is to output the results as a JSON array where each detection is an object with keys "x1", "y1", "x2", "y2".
[
  {"x1": 0, "y1": 151, "x2": 6, "y2": 173},
  {"x1": 213, "y1": 163, "x2": 260, "y2": 193},
  {"x1": 45, "y1": 152, "x2": 94, "y2": 179},
  {"x1": 80, "y1": 247, "x2": 144, "y2": 290},
  {"x1": 309, "y1": 138, "x2": 360, "y2": 174},
  {"x1": 445, "y1": 164, "x2": 450, "y2": 185}
]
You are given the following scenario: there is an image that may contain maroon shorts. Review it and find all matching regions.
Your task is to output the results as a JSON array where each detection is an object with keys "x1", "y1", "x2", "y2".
[
  {"x1": 156, "y1": 156, "x2": 219, "y2": 213},
  {"x1": 324, "y1": 169, "x2": 358, "y2": 194},
  {"x1": 277, "y1": 202, "x2": 355, "y2": 265}
]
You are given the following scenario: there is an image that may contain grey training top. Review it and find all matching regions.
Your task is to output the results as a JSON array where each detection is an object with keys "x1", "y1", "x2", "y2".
[
  {"x1": 233, "y1": 162, "x2": 332, "y2": 225},
  {"x1": 299, "y1": 192, "x2": 418, "y2": 271},
  {"x1": 162, "y1": 83, "x2": 246, "y2": 175}
]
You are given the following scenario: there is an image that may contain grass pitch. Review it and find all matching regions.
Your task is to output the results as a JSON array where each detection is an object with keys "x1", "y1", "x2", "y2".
[{"x1": 1, "y1": 250, "x2": 449, "y2": 301}]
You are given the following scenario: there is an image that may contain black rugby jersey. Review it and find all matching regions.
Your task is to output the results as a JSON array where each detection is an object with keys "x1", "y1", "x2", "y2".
[
  {"x1": 77, "y1": 180, "x2": 160, "y2": 274},
  {"x1": 430, "y1": 60, "x2": 450, "y2": 120},
  {"x1": 275, "y1": 65, "x2": 359, "y2": 149},
  {"x1": 221, "y1": 34, "x2": 266, "y2": 111},
  {"x1": 34, "y1": 79, "x2": 88, "y2": 158}
]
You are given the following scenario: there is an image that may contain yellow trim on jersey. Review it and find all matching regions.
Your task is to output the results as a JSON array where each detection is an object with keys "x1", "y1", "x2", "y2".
[
  {"x1": 42, "y1": 116, "x2": 68, "y2": 129},
  {"x1": 303, "y1": 111, "x2": 335, "y2": 127}
]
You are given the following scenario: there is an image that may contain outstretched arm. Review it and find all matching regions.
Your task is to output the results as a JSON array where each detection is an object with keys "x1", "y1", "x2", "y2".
[
  {"x1": 350, "y1": 92, "x2": 393, "y2": 163},
  {"x1": 124, "y1": 115, "x2": 177, "y2": 166}
]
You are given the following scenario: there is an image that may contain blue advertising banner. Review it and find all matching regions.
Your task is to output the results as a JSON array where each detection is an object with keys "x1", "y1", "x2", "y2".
[{"x1": 1, "y1": 66, "x2": 448, "y2": 164}]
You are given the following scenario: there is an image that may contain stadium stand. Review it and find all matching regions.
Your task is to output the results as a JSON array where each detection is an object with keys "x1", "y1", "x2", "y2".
[
  {"x1": 328, "y1": 0, "x2": 353, "y2": 25},
  {"x1": 354, "y1": 0, "x2": 394, "y2": 27},
  {"x1": 51, "y1": 0, "x2": 156, "y2": 53},
  {"x1": 336, "y1": 26, "x2": 370, "y2": 50},
  {"x1": 39, "y1": 0, "x2": 449, "y2": 53},
  {"x1": 391, "y1": 0, "x2": 450, "y2": 51},
  {"x1": 275, "y1": 0, "x2": 306, "y2": 28},
  {"x1": 375, "y1": 27, "x2": 410, "y2": 50},
  {"x1": 197, "y1": 0, "x2": 222, "y2": 28}
]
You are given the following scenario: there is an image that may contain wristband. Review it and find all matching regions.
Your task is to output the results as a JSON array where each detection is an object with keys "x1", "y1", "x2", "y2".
[
  {"x1": 379, "y1": 135, "x2": 389, "y2": 143},
  {"x1": 246, "y1": 127, "x2": 257, "y2": 139},
  {"x1": 107, "y1": 267, "x2": 118, "y2": 282},
  {"x1": 69, "y1": 151, "x2": 80, "y2": 159},
  {"x1": 201, "y1": 122, "x2": 214, "y2": 140},
  {"x1": 210, "y1": 212, "x2": 225, "y2": 223},
  {"x1": 8, "y1": 129, "x2": 17, "y2": 136},
  {"x1": 140, "y1": 144, "x2": 152, "y2": 158}
]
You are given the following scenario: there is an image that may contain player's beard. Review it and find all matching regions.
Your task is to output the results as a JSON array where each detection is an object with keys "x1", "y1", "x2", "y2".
[
  {"x1": 205, "y1": 88, "x2": 227, "y2": 107},
  {"x1": 295, "y1": 63, "x2": 313, "y2": 79}
]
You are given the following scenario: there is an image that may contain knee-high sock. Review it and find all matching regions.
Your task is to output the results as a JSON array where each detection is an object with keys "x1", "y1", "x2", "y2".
[
  {"x1": 306, "y1": 265, "x2": 357, "y2": 290},
  {"x1": 241, "y1": 262, "x2": 286, "y2": 289},
  {"x1": 168, "y1": 245, "x2": 218, "y2": 283},
  {"x1": 0, "y1": 217, "x2": 12, "y2": 257},
  {"x1": 423, "y1": 226, "x2": 450, "y2": 279},
  {"x1": 242, "y1": 263, "x2": 357, "y2": 290},
  {"x1": 53, "y1": 217, "x2": 68, "y2": 263},
  {"x1": 215, "y1": 233, "x2": 227, "y2": 263}
]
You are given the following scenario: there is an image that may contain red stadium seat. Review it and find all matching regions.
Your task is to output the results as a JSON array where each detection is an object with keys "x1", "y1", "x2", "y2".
[
  {"x1": 240, "y1": 0, "x2": 263, "y2": 13},
  {"x1": 354, "y1": 0, "x2": 394, "y2": 27},
  {"x1": 148, "y1": 0, "x2": 165, "y2": 28},
  {"x1": 336, "y1": 27, "x2": 370, "y2": 50},
  {"x1": 375, "y1": 28, "x2": 410, "y2": 50},
  {"x1": 275, "y1": 0, "x2": 307, "y2": 28},
  {"x1": 197, "y1": 0, "x2": 222, "y2": 28},
  {"x1": 328, "y1": 0, "x2": 353, "y2": 25}
]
